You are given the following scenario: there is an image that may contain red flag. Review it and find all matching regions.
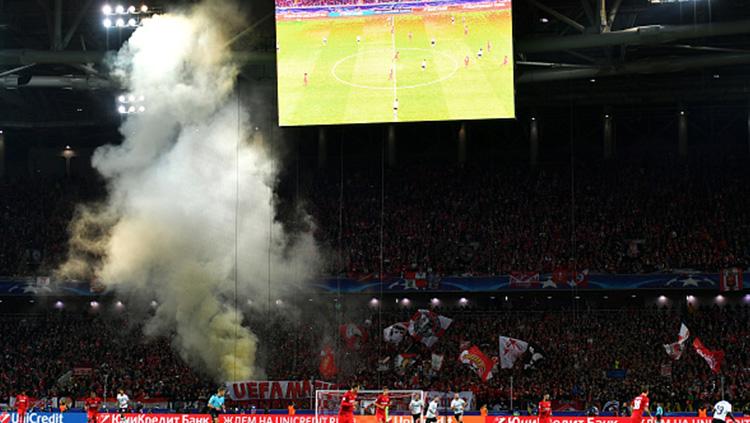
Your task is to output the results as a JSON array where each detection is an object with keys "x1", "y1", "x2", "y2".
[
  {"x1": 693, "y1": 338, "x2": 724, "y2": 373},
  {"x1": 319, "y1": 345, "x2": 337, "y2": 379},
  {"x1": 459, "y1": 345, "x2": 494, "y2": 381},
  {"x1": 720, "y1": 268, "x2": 743, "y2": 291},
  {"x1": 339, "y1": 323, "x2": 367, "y2": 350}
]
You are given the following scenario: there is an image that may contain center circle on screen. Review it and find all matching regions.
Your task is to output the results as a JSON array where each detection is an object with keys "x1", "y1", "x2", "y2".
[{"x1": 331, "y1": 47, "x2": 459, "y2": 90}]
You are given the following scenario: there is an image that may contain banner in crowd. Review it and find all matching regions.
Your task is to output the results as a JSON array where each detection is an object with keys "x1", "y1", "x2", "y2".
[
  {"x1": 663, "y1": 323, "x2": 690, "y2": 360},
  {"x1": 498, "y1": 336, "x2": 528, "y2": 369},
  {"x1": 408, "y1": 310, "x2": 452, "y2": 347},
  {"x1": 459, "y1": 345, "x2": 494, "y2": 381},
  {"x1": 319, "y1": 347, "x2": 337, "y2": 379},
  {"x1": 692, "y1": 338, "x2": 724, "y2": 373},
  {"x1": 720, "y1": 267, "x2": 743, "y2": 291},
  {"x1": 3, "y1": 270, "x2": 747, "y2": 296},
  {"x1": 225, "y1": 380, "x2": 336, "y2": 401},
  {"x1": 431, "y1": 353, "x2": 445, "y2": 371},
  {"x1": 314, "y1": 270, "x2": 743, "y2": 293}
]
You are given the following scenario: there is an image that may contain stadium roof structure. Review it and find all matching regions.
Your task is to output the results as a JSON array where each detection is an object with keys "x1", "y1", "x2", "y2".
[{"x1": 0, "y1": 0, "x2": 749, "y2": 129}]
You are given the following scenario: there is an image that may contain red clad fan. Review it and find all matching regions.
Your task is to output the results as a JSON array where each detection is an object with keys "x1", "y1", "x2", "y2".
[
  {"x1": 630, "y1": 388, "x2": 652, "y2": 423},
  {"x1": 375, "y1": 388, "x2": 392, "y2": 423},
  {"x1": 15, "y1": 391, "x2": 30, "y2": 423},
  {"x1": 339, "y1": 385, "x2": 359, "y2": 423},
  {"x1": 538, "y1": 394, "x2": 552, "y2": 423},
  {"x1": 84, "y1": 391, "x2": 103, "y2": 423}
]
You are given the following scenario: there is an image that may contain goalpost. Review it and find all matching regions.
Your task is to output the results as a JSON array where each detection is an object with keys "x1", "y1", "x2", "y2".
[{"x1": 316, "y1": 389, "x2": 426, "y2": 418}]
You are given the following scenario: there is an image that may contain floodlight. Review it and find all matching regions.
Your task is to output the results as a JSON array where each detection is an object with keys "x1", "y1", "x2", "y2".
[
  {"x1": 128, "y1": 94, "x2": 135, "y2": 102},
  {"x1": 103, "y1": 18, "x2": 112, "y2": 28},
  {"x1": 140, "y1": 4, "x2": 148, "y2": 12},
  {"x1": 115, "y1": 4, "x2": 125, "y2": 14},
  {"x1": 127, "y1": 5, "x2": 136, "y2": 13},
  {"x1": 102, "y1": 5, "x2": 113, "y2": 14},
  {"x1": 118, "y1": 105, "x2": 127, "y2": 114},
  {"x1": 115, "y1": 18, "x2": 125, "y2": 27},
  {"x1": 118, "y1": 95, "x2": 125, "y2": 103},
  {"x1": 128, "y1": 106, "x2": 136, "y2": 113},
  {"x1": 138, "y1": 106, "x2": 146, "y2": 113},
  {"x1": 127, "y1": 18, "x2": 137, "y2": 27}
]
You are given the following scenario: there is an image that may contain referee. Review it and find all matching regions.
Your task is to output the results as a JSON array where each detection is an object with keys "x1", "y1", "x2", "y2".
[{"x1": 208, "y1": 388, "x2": 227, "y2": 423}]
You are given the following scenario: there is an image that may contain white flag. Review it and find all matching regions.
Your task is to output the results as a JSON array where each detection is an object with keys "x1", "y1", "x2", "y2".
[
  {"x1": 663, "y1": 323, "x2": 690, "y2": 360},
  {"x1": 498, "y1": 336, "x2": 529, "y2": 369},
  {"x1": 431, "y1": 353, "x2": 444, "y2": 371},
  {"x1": 408, "y1": 309, "x2": 452, "y2": 347},
  {"x1": 383, "y1": 322, "x2": 408, "y2": 344}
]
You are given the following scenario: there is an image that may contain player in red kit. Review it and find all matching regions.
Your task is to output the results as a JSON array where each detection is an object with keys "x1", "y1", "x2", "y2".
[
  {"x1": 538, "y1": 394, "x2": 552, "y2": 423},
  {"x1": 339, "y1": 385, "x2": 359, "y2": 423},
  {"x1": 630, "y1": 388, "x2": 652, "y2": 423},
  {"x1": 15, "y1": 391, "x2": 30, "y2": 423},
  {"x1": 85, "y1": 391, "x2": 103, "y2": 423},
  {"x1": 375, "y1": 388, "x2": 392, "y2": 423}
]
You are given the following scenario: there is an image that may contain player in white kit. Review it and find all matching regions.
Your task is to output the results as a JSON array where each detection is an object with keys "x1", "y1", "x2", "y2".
[
  {"x1": 117, "y1": 389, "x2": 129, "y2": 422},
  {"x1": 713, "y1": 400, "x2": 737, "y2": 423},
  {"x1": 409, "y1": 393, "x2": 424, "y2": 423},
  {"x1": 425, "y1": 397, "x2": 439, "y2": 423},
  {"x1": 450, "y1": 393, "x2": 466, "y2": 423}
]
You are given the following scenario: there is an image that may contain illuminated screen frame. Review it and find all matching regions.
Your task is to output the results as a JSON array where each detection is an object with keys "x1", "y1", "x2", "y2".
[{"x1": 275, "y1": 0, "x2": 515, "y2": 126}]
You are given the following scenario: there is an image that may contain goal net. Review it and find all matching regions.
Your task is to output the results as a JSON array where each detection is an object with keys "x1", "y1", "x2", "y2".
[{"x1": 316, "y1": 389, "x2": 425, "y2": 418}]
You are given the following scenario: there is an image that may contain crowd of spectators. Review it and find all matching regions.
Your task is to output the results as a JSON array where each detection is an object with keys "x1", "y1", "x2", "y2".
[
  {"x1": 309, "y1": 162, "x2": 750, "y2": 276},
  {"x1": 1, "y1": 302, "x2": 749, "y2": 414},
  {"x1": 275, "y1": 0, "x2": 431, "y2": 7},
  {"x1": 2, "y1": 163, "x2": 749, "y2": 277}
]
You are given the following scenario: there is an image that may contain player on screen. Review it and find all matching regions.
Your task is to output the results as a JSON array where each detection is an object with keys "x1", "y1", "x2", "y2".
[
  {"x1": 450, "y1": 393, "x2": 466, "y2": 423},
  {"x1": 322, "y1": 37, "x2": 327, "y2": 46},
  {"x1": 207, "y1": 387, "x2": 226, "y2": 423},
  {"x1": 339, "y1": 385, "x2": 359, "y2": 423},
  {"x1": 713, "y1": 399, "x2": 738, "y2": 423},
  {"x1": 356, "y1": 36, "x2": 361, "y2": 45},
  {"x1": 15, "y1": 390, "x2": 30, "y2": 423},
  {"x1": 503, "y1": 55, "x2": 509, "y2": 65},
  {"x1": 408, "y1": 32, "x2": 413, "y2": 41},
  {"x1": 451, "y1": 15, "x2": 455, "y2": 24},
  {"x1": 630, "y1": 388, "x2": 652, "y2": 423},
  {"x1": 304, "y1": 73, "x2": 308, "y2": 87},
  {"x1": 117, "y1": 389, "x2": 129, "y2": 422},
  {"x1": 464, "y1": 25, "x2": 469, "y2": 36},
  {"x1": 393, "y1": 98, "x2": 399, "y2": 120},
  {"x1": 487, "y1": 41, "x2": 492, "y2": 52},
  {"x1": 477, "y1": 48, "x2": 483, "y2": 59},
  {"x1": 374, "y1": 387, "x2": 392, "y2": 423},
  {"x1": 409, "y1": 393, "x2": 424, "y2": 423},
  {"x1": 430, "y1": 37, "x2": 436, "y2": 47},
  {"x1": 421, "y1": 59, "x2": 427, "y2": 71},
  {"x1": 394, "y1": 51, "x2": 400, "y2": 61},
  {"x1": 84, "y1": 391, "x2": 102, "y2": 423},
  {"x1": 464, "y1": 55, "x2": 470, "y2": 67},
  {"x1": 538, "y1": 394, "x2": 552, "y2": 423}
]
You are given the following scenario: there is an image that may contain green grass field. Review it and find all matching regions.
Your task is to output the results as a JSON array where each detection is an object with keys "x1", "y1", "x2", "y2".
[{"x1": 276, "y1": 8, "x2": 514, "y2": 126}]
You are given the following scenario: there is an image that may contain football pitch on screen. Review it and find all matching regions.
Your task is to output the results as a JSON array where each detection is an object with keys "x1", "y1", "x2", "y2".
[{"x1": 276, "y1": 7, "x2": 514, "y2": 126}]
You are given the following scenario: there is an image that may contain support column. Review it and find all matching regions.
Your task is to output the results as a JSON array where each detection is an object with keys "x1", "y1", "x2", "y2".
[
  {"x1": 529, "y1": 117, "x2": 539, "y2": 167},
  {"x1": 457, "y1": 123, "x2": 467, "y2": 165},
  {"x1": 53, "y1": 0, "x2": 63, "y2": 50},
  {"x1": 747, "y1": 102, "x2": 750, "y2": 156},
  {"x1": 387, "y1": 125, "x2": 396, "y2": 167},
  {"x1": 0, "y1": 130, "x2": 5, "y2": 179},
  {"x1": 317, "y1": 127, "x2": 327, "y2": 169},
  {"x1": 603, "y1": 111, "x2": 614, "y2": 159},
  {"x1": 678, "y1": 110, "x2": 688, "y2": 158}
]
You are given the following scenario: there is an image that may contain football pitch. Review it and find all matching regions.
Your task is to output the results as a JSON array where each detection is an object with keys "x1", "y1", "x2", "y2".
[{"x1": 276, "y1": 8, "x2": 514, "y2": 126}]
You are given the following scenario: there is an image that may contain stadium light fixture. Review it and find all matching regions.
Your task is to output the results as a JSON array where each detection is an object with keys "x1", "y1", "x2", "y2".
[
  {"x1": 680, "y1": 111, "x2": 685, "y2": 116},
  {"x1": 743, "y1": 294, "x2": 750, "y2": 303},
  {"x1": 127, "y1": 18, "x2": 137, "y2": 27},
  {"x1": 574, "y1": 295, "x2": 581, "y2": 300},
  {"x1": 603, "y1": 295, "x2": 608, "y2": 299},
  {"x1": 713, "y1": 74, "x2": 720, "y2": 79},
  {"x1": 604, "y1": 114, "x2": 610, "y2": 119},
  {"x1": 715, "y1": 295, "x2": 725, "y2": 304},
  {"x1": 530, "y1": 116, "x2": 536, "y2": 121},
  {"x1": 115, "y1": 300, "x2": 125, "y2": 309},
  {"x1": 369, "y1": 298, "x2": 379, "y2": 307},
  {"x1": 115, "y1": 4, "x2": 125, "y2": 14},
  {"x1": 29, "y1": 299, "x2": 35, "y2": 303},
  {"x1": 102, "y1": 4, "x2": 113, "y2": 14},
  {"x1": 275, "y1": 299, "x2": 283, "y2": 306},
  {"x1": 115, "y1": 17, "x2": 125, "y2": 27},
  {"x1": 140, "y1": 5, "x2": 148, "y2": 12},
  {"x1": 54, "y1": 300, "x2": 64, "y2": 309},
  {"x1": 430, "y1": 298, "x2": 440, "y2": 306},
  {"x1": 90, "y1": 301, "x2": 100, "y2": 308},
  {"x1": 504, "y1": 296, "x2": 509, "y2": 301},
  {"x1": 103, "y1": 18, "x2": 113, "y2": 28},
  {"x1": 127, "y1": 5, "x2": 136, "y2": 13},
  {"x1": 631, "y1": 294, "x2": 637, "y2": 298},
  {"x1": 0, "y1": 129, "x2": 3, "y2": 134},
  {"x1": 150, "y1": 300, "x2": 158, "y2": 307},
  {"x1": 547, "y1": 296, "x2": 552, "y2": 300},
  {"x1": 589, "y1": 78, "x2": 596, "y2": 83},
  {"x1": 458, "y1": 297, "x2": 468, "y2": 305},
  {"x1": 400, "y1": 298, "x2": 411, "y2": 306},
  {"x1": 658, "y1": 295, "x2": 668, "y2": 304}
]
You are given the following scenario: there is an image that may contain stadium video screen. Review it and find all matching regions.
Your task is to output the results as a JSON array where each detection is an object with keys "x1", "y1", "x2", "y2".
[{"x1": 275, "y1": 0, "x2": 514, "y2": 126}]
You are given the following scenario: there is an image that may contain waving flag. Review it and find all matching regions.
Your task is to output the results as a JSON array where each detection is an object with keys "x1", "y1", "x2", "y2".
[
  {"x1": 459, "y1": 345, "x2": 494, "y2": 381},
  {"x1": 663, "y1": 323, "x2": 690, "y2": 360},
  {"x1": 720, "y1": 267, "x2": 743, "y2": 291},
  {"x1": 319, "y1": 345, "x2": 337, "y2": 379},
  {"x1": 339, "y1": 323, "x2": 367, "y2": 350},
  {"x1": 498, "y1": 336, "x2": 529, "y2": 369},
  {"x1": 431, "y1": 353, "x2": 445, "y2": 371},
  {"x1": 383, "y1": 322, "x2": 408, "y2": 344},
  {"x1": 408, "y1": 309, "x2": 452, "y2": 347},
  {"x1": 693, "y1": 337, "x2": 724, "y2": 373}
]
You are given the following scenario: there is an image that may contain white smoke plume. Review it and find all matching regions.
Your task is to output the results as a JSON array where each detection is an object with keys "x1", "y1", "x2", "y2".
[{"x1": 58, "y1": 0, "x2": 319, "y2": 381}]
